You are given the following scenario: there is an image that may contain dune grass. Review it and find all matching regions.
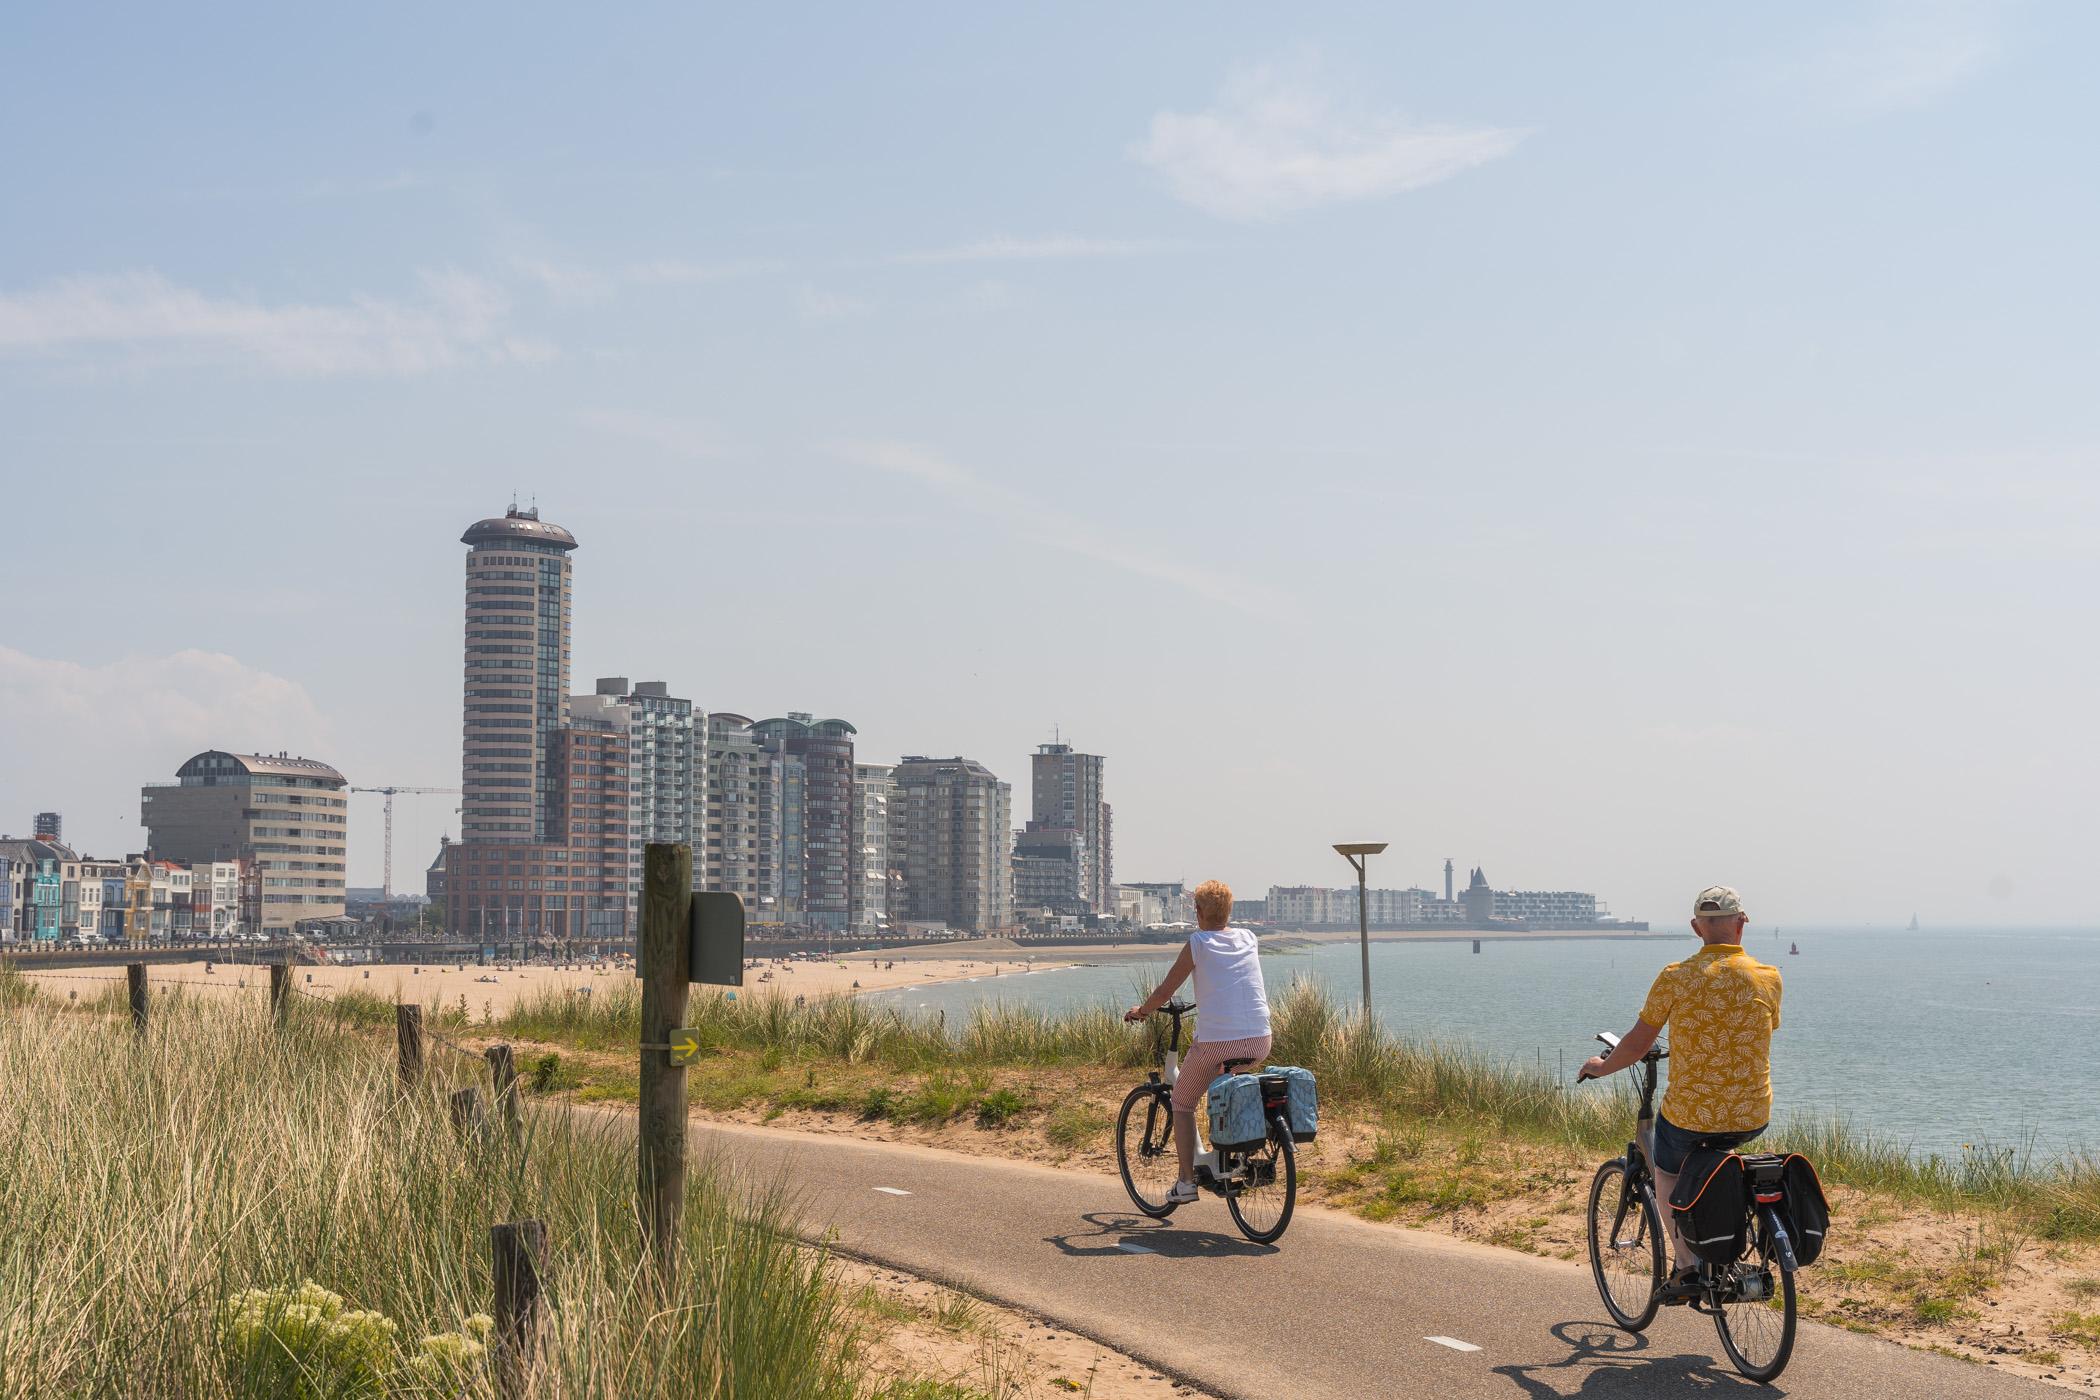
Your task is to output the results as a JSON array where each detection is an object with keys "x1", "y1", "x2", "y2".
[
  {"x1": 490, "y1": 974, "x2": 2100, "y2": 1235},
  {"x1": 0, "y1": 988, "x2": 876, "y2": 1399}
]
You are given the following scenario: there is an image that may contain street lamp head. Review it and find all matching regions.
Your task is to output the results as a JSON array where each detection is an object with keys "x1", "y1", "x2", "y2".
[{"x1": 1333, "y1": 843, "x2": 1388, "y2": 857}]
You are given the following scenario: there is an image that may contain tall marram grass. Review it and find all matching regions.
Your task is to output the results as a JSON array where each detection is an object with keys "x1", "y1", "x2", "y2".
[
  {"x1": 0, "y1": 992, "x2": 866, "y2": 1398},
  {"x1": 495, "y1": 974, "x2": 2100, "y2": 1230}
]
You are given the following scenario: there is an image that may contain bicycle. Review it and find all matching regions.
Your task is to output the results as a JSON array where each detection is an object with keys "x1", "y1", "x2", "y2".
[
  {"x1": 1577, "y1": 1031, "x2": 1800, "y2": 1384},
  {"x1": 1114, "y1": 1000, "x2": 1297, "y2": 1245}
]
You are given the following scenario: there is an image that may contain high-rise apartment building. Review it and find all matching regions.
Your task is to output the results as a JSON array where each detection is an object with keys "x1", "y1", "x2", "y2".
[
  {"x1": 570, "y1": 678, "x2": 698, "y2": 928},
  {"x1": 892, "y1": 756, "x2": 1012, "y2": 933},
  {"x1": 447, "y1": 505, "x2": 629, "y2": 946},
  {"x1": 1012, "y1": 824, "x2": 1090, "y2": 918},
  {"x1": 851, "y1": 762, "x2": 894, "y2": 933},
  {"x1": 1027, "y1": 743, "x2": 1111, "y2": 914},
  {"x1": 33, "y1": 812, "x2": 61, "y2": 841},
  {"x1": 753, "y1": 714, "x2": 855, "y2": 931},
  {"x1": 700, "y1": 712, "x2": 777, "y2": 917},
  {"x1": 141, "y1": 750, "x2": 348, "y2": 932},
  {"x1": 459, "y1": 506, "x2": 577, "y2": 845}
]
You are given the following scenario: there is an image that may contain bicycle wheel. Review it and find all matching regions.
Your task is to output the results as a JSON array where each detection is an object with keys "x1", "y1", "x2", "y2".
[
  {"x1": 1713, "y1": 1215, "x2": 1797, "y2": 1383},
  {"x1": 1115, "y1": 1085, "x2": 1178, "y2": 1217},
  {"x1": 1226, "y1": 1119, "x2": 1296, "y2": 1244},
  {"x1": 1586, "y1": 1158, "x2": 1663, "y2": 1331}
]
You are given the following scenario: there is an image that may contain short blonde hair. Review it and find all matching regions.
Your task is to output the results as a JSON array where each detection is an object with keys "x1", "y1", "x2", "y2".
[{"x1": 1193, "y1": 880, "x2": 1233, "y2": 930}]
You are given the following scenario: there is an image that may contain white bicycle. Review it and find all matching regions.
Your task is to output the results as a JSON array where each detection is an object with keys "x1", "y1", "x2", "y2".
[{"x1": 1114, "y1": 1000, "x2": 1297, "y2": 1245}]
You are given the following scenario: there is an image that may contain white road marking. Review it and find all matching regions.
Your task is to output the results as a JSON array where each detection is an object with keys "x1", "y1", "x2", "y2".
[
  {"x1": 872, "y1": 1187, "x2": 913, "y2": 1196},
  {"x1": 1116, "y1": 1241, "x2": 1158, "y2": 1254},
  {"x1": 1425, "y1": 1336, "x2": 1482, "y2": 1353}
]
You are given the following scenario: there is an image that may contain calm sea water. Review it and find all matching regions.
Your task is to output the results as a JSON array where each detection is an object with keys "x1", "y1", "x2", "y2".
[{"x1": 864, "y1": 927, "x2": 2100, "y2": 1163}]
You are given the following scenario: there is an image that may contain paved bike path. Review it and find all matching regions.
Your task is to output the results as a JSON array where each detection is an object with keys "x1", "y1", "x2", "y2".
[{"x1": 659, "y1": 1116, "x2": 2053, "y2": 1400}]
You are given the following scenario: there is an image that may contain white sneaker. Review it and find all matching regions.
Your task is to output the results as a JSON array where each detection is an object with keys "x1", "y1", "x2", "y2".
[{"x1": 1166, "y1": 1180, "x2": 1199, "y2": 1205}]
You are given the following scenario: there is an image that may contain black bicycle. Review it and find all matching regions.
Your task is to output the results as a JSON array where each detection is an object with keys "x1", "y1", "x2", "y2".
[
  {"x1": 1578, "y1": 1031, "x2": 1799, "y2": 1384},
  {"x1": 1114, "y1": 1000, "x2": 1297, "y2": 1244}
]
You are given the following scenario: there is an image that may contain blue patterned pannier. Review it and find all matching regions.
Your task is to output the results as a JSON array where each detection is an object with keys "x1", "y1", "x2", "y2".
[
  {"x1": 1205, "y1": 1073, "x2": 1267, "y2": 1152},
  {"x1": 1261, "y1": 1065, "x2": 1318, "y2": 1142}
]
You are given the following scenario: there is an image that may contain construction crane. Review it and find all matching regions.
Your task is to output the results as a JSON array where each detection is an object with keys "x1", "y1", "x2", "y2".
[{"x1": 349, "y1": 786, "x2": 460, "y2": 901}]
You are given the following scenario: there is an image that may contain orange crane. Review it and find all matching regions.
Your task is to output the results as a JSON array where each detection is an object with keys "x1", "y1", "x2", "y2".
[{"x1": 350, "y1": 786, "x2": 460, "y2": 901}]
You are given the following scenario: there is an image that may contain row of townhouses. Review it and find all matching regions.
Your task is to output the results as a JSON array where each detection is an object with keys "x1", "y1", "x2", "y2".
[{"x1": 4, "y1": 750, "x2": 353, "y2": 944}]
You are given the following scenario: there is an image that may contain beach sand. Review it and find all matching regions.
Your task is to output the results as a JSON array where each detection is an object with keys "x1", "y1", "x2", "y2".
[
  {"x1": 16, "y1": 950, "x2": 1076, "y2": 1013},
  {"x1": 14, "y1": 929, "x2": 1659, "y2": 1013}
]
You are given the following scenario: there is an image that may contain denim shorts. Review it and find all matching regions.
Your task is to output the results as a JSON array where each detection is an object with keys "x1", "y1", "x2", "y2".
[{"x1": 1653, "y1": 1113, "x2": 1765, "y2": 1175}]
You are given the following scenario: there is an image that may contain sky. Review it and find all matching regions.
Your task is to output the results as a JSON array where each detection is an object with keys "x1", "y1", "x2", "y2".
[{"x1": 5, "y1": 2, "x2": 2099, "y2": 926}]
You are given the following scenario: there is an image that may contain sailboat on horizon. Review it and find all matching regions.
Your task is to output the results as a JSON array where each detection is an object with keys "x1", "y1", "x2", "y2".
[{"x1": 1908, "y1": 912, "x2": 1920, "y2": 932}]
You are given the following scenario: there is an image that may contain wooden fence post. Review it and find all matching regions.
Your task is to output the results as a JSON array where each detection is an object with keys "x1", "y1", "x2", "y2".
[
  {"x1": 637, "y1": 842, "x2": 692, "y2": 1269},
  {"x1": 491, "y1": 1217, "x2": 550, "y2": 1393},
  {"x1": 486, "y1": 1044, "x2": 521, "y2": 1142},
  {"x1": 396, "y1": 1004, "x2": 424, "y2": 1088},
  {"x1": 127, "y1": 963, "x2": 148, "y2": 1034},
  {"x1": 269, "y1": 962, "x2": 289, "y2": 1025},
  {"x1": 450, "y1": 1087, "x2": 486, "y2": 1142},
  {"x1": 490, "y1": 1218, "x2": 548, "y2": 1398}
]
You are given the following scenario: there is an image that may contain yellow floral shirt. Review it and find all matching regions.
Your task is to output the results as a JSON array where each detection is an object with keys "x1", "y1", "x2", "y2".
[{"x1": 1637, "y1": 942, "x2": 1783, "y2": 1134}]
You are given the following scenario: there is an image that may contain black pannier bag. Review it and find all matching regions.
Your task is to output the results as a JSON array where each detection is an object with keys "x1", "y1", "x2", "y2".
[
  {"x1": 1738, "y1": 1152, "x2": 1833, "y2": 1267},
  {"x1": 1780, "y1": 1154, "x2": 1830, "y2": 1265},
  {"x1": 1669, "y1": 1148, "x2": 1748, "y2": 1265}
]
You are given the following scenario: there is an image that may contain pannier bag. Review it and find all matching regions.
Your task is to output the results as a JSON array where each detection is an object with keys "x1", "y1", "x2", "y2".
[
  {"x1": 1261, "y1": 1065, "x2": 1319, "y2": 1142},
  {"x1": 1737, "y1": 1152, "x2": 1831, "y2": 1266},
  {"x1": 1668, "y1": 1148, "x2": 1748, "y2": 1265},
  {"x1": 1205, "y1": 1073, "x2": 1268, "y2": 1153},
  {"x1": 1781, "y1": 1154, "x2": 1830, "y2": 1265}
]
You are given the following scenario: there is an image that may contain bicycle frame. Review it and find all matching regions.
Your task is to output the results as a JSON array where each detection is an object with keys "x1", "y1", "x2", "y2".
[{"x1": 1144, "y1": 1003, "x2": 1234, "y2": 1185}]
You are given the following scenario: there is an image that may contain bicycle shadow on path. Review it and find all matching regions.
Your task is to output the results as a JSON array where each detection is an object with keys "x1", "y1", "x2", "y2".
[
  {"x1": 1044, "y1": 1211, "x2": 1278, "y2": 1261},
  {"x1": 1491, "y1": 1322, "x2": 1782, "y2": 1398}
]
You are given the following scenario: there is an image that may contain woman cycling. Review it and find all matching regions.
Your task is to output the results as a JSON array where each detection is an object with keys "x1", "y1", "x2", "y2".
[{"x1": 1125, "y1": 880, "x2": 1271, "y2": 1205}]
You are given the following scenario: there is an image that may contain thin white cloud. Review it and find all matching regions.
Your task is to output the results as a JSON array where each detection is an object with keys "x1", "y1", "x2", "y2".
[
  {"x1": 892, "y1": 236, "x2": 1178, "y2": 265},
  {"x1": 1132, "y1": 56, "x2": 1526, "y2": 221},
  {"x1": 0, "y1": 270, "x2": 551, "y2": 375},
  {"x1": 835, "y1": 440, "x2": 1288, "y2": 619},
  {"x1": 576, "y1": 409, "x2": 723, "y2": 460},
  {"x1": 1778, "y1": 1, "x2": 2003, "y2": 113},
  {"x1": 796, "y1": 283, "x2": 874, "y2": 322},
  {"x1": 0, "y1": 647, "x2": 336, "y2": 846},
  {"x1": 509, "y1": 255, "x2": 777, "y2": 304}
]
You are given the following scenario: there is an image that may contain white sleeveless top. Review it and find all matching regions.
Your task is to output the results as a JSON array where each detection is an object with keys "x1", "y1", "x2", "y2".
[{"x1": 1189, "y1": 927, "x2": 1270, "y2": 1042}]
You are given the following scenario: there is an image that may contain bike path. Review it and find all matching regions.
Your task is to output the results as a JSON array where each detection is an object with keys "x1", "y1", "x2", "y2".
[{"x1": 667, "y1": 1116, "x2": 2056, "y2": 1400}]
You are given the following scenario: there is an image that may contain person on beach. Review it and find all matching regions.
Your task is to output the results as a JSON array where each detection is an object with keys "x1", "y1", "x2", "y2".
[
  {"x1": 1125, "y1": 880, "x2": 1271, "y2": 1206},
  {"x1": 1578, "y1": 885, "x2": 1783, "y2": 1299}
]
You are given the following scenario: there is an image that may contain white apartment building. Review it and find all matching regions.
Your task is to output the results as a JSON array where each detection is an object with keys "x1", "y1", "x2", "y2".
[
  {"x1": 702, "y1": 712, "x2": 781, "y2": 919},
  {"x1": 570, "y1": 678, "x2": 699, "y2": 932},
  {"x1": 851, "y1": 763, "x2": 893, "y2": 933}
]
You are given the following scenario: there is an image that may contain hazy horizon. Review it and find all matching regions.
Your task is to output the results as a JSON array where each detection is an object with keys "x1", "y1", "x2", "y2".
[{"x1": 7, "y1": 4, "x2": 2099, "y2": 925}]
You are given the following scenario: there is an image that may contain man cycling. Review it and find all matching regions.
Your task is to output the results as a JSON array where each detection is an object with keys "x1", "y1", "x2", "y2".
[{"x1": 1579, "y1": 885, "x2": 1783, "y2": 1299}]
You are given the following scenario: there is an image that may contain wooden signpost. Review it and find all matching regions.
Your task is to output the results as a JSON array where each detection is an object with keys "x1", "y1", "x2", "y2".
[{"x1": 636, "y1": 843, "x2": 746, "y2": 1269}]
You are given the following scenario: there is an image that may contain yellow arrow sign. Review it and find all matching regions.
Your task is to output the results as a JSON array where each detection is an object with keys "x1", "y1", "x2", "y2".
[{"x1": 668, "y1": 1030, "x2": 701, "y2": 1065}]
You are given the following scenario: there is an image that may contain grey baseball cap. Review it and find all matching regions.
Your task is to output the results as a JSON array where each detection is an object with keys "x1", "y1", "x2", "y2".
[{"x1": 1693, "y1": 885, "x2": 1746, "y2": 918}]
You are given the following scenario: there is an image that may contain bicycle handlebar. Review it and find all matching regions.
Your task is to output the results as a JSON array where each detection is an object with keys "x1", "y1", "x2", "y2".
[{"x1": 1575, "y1": 1031, "x2": 1667, "y2": 1083}]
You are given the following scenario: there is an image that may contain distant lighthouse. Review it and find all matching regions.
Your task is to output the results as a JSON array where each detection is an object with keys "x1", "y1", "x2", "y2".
[{"x1": 1444, "y1": 858, "x2": 1455, "y2": 903}]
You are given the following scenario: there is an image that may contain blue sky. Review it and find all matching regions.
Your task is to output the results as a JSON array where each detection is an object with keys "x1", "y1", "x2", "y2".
[{"x1": 5, "y1": 2, "x2": 2098, "y2": 923}]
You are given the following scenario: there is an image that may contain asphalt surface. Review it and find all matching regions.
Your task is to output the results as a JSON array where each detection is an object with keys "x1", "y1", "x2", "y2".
[{"x1": 668, "y1": 1117, "x2": 2058, "y2": 1400}]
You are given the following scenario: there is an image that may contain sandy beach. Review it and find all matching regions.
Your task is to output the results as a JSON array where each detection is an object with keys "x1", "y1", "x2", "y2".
[
  {"x1": 16, "y1": 949, "x2": 1077, "y2": 1013},
  {"x1": 14, "y1": 928, "x2": 1665, "y2": 1014}
]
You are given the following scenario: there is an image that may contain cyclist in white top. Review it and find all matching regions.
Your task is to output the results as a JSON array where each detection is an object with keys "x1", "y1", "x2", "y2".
[{"x1": 1126, "y1": 880, "x2": 1272, "y2": 1204}]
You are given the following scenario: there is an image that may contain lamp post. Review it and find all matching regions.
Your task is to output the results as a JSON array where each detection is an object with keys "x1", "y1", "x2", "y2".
[{"x1": 1333, "y1": 843, "x2": 1388, "y2": 1022}]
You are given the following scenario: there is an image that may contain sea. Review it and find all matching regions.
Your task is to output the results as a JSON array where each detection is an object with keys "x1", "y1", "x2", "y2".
[{"x1": 863, "y1": 927, "x2": 2100, "y2": 1164}]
